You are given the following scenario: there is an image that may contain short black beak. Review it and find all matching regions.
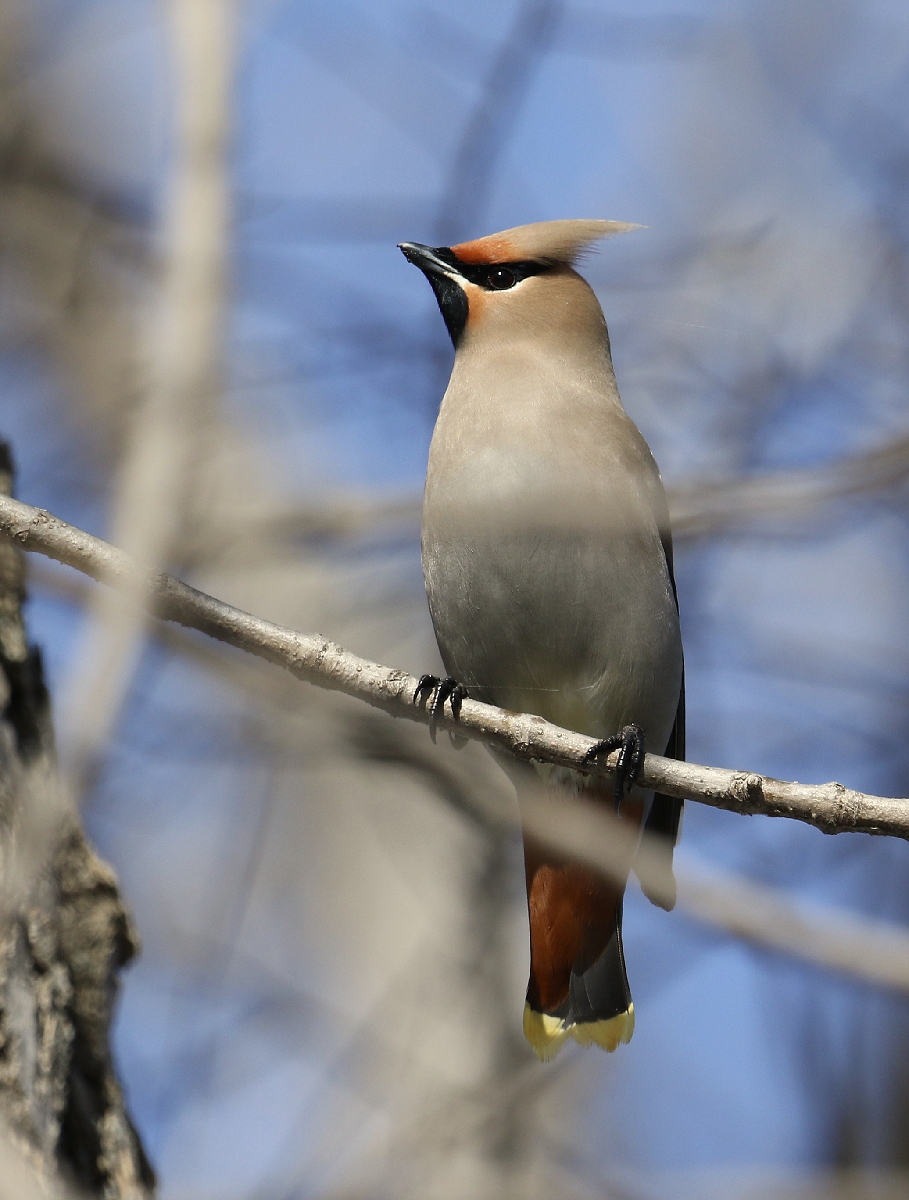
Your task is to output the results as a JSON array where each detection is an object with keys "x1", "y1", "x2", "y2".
[
  {"x1": 398, "y1": 242, "x2": 452, "y2": 278},
  {"x1": 399, "y1": 243, "x2": 467, "y2": 346}
]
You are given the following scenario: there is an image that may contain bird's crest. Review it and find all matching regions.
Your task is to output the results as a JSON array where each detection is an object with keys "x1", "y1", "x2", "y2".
[{"x1": 452, "y1": 219, "x2": 640, "y2": 265}]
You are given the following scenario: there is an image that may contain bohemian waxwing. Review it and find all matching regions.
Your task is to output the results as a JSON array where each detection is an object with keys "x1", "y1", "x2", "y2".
[{"x1": 400, "y1": 220, "x2": 685, "y2": 1061}]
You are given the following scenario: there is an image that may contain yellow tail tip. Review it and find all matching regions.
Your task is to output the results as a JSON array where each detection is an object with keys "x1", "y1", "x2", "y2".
[
  {"x1": 523, "y1": 1003, "x2": 635, "y2": 1060},
  {"x1": 523, "y1": 1006, "x2": 570, "y2": 1061}
]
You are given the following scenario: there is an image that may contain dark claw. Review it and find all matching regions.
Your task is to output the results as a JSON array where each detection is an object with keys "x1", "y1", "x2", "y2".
[
  {"x1": 583, "y1": 724, "x2": 646, "y2": 807},
  {"x1": 429, "y1": 677, "x2": 463, "y2": 743},
  {"x1": 414, "y1": 674, "x2": 439, "y2": 706},
  {"x1": 413, "y1": 674, "x2": 469, "y2": 744},
  {"x1": 449, "y1": 683, "x2": 467, "y2": 722}
]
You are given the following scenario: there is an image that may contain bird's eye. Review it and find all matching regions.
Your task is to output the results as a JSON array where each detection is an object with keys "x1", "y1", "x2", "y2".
[{"x1": 487, "y1": 267, "x2": 517, "y2": 291}]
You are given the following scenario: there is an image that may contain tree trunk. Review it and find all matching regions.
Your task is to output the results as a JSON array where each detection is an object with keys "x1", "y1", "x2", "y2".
[{"x1": 0, "y1": 445, "x2": 152, "y2": 1197}]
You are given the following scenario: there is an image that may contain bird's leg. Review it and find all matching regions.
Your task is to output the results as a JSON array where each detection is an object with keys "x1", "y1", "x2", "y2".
[
  {"x1": 583, "y1": 724, "x2": 646, "y2": 808},
  {"x1": 413, "y1": 674, "x2": 439, "y2": 706},
  {"x1": 413, "y1": 674, "x2": 469, "y2": 744}
]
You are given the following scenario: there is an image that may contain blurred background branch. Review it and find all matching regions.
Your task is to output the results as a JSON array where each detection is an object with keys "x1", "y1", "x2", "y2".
[
  {"x1": 55, "y1": 0, "x2": 234, "y2": 803},
  {"x1": 669, "y1": 432, "x2": 909, "y2": 539}
]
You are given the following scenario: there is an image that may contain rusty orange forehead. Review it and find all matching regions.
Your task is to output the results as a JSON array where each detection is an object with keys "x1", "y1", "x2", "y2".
[{"x1": 451, "y1": 234, "x2": 517, "y2": 264}]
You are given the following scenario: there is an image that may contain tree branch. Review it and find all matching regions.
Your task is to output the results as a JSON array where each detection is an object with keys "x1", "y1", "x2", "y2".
[
  {"x1": 3, "y1": 494, "x2": 909, "y2": 840},
  {"x1": 22, "y1": 508, "x2": 909, "y2": 997}
]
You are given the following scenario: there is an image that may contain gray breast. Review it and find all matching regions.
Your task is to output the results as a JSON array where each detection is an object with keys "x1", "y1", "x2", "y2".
[{"x1": 421, "y1": 412, "x2": 683, "y2": 748}]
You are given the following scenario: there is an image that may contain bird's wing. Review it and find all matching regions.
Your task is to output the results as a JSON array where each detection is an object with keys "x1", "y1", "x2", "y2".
[{"x1": 634, "y1": 525, "x2": 685, "y2": 912}]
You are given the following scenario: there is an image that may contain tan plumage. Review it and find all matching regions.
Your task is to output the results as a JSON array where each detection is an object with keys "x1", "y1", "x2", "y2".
[
  {"x1": 451, "y1": 218, "x2": 640, "y2": 265},
  {"x1": 400, "y1": 220, "x2": 684, "y2": 1060}
]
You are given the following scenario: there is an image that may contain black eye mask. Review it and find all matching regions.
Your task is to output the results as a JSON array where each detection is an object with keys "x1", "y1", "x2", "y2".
[{"x1": 431, "y1": 247, "x2": 553, "y2": 292}]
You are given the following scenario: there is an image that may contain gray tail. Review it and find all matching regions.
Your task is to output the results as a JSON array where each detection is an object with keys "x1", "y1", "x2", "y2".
[{"x1": 567, "y1": 904, "x2": 632, "y2": 1027}]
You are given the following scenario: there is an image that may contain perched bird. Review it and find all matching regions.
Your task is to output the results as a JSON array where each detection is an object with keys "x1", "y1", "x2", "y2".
[{"x1": 400, "y1": 220, "x2": 684, "y2": 1060}]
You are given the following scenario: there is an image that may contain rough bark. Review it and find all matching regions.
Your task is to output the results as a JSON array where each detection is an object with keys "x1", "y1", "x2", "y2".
[{"x1": 0, "y1": 448, "x2": 152, "y2": 1197}]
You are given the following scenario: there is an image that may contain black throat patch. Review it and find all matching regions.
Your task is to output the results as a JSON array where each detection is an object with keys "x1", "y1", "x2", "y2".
[
  {"x1": 426, "y1": 270, "x2": 470, "y2": 347},
  {"x1": 427, "y1": 248, "x2": 553, "y2": 347}
]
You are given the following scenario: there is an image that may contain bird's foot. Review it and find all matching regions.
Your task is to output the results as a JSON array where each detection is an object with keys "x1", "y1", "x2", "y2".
[
  {"x1": 413, "y1": 674, "x2": 468, "y2": 744},
  {"x1": 583, "y1": 724, "x2": 645, "y2": 807}
]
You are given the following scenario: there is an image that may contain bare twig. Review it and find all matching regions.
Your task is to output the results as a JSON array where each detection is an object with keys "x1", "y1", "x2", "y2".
[
  {"x1": 4, "y1": 494, "x2": 909, "y2": 841},
  {"x1": 28, "y1": 551, "x2": 909, "y2": 1000},
  {"x1": 31, "y1": 556, "x2": 909, "y2": 990}
]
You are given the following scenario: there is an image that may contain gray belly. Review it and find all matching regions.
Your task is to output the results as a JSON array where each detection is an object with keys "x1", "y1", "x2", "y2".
[{"x1": 422, "y1": 505, "x2": 683, "y2": 752}]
